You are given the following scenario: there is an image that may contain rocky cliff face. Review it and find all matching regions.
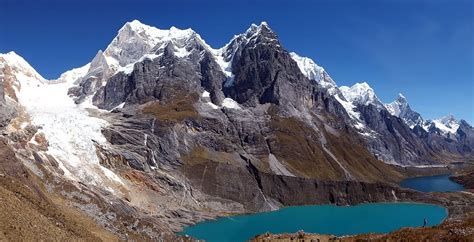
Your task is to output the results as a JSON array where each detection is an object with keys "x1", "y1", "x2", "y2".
[
  {"x1": 0, "y1": 81, "x2": 15, "y2": 128},
  {"x1": 385, "y1": 93, "x2": 424, "y2": 128},
  {"x1": 355, "y1": 104, "x2": 432, "y2": 165}
]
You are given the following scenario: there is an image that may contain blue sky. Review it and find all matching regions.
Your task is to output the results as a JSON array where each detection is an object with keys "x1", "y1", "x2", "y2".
[{"x1": 1, "y1": 0, "x2": 473, "y2": 123}]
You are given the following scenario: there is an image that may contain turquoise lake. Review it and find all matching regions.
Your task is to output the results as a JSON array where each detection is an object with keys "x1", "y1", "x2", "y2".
[
  {"x1": 180, "y1": 203, "x2": 447, "y2": 242},
  {"x1": 400, "y1": 174, "x2": 464, "y2": 192}
]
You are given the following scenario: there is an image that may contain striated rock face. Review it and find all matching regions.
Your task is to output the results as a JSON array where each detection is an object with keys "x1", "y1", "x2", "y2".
[
  {"x1": 92, "y1": 40, "x2": 223, "y2": 110},
  {"x1": 185, "y1": 158, "x2": 413, "y2": 212},
  {"x1": 455, "y1": 121, "x2": 474, "y2": 152},
  {"x1": 68, "y1": 50, "x2": 111, "y2": 103},
  {"x1": 223, "y1": 24, "x2": 306, "y2": 108},
  {"x1": 355, "y1": 104, "x2": 433, "y2": 165},
  {"x1": 385, "y1": 93, "x2": 424, "y2": 128},
  {"x1": 0, "y1": 80, "x2": 14, "y2": 128}
]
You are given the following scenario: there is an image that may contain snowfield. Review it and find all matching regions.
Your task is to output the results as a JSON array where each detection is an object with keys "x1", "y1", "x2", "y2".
[
  {"x1": 18, "y1": 79, "x2": 124, "y2": 187},
  {"x1": 2, "y1": 52, "x2": 124, "y2": 190}
]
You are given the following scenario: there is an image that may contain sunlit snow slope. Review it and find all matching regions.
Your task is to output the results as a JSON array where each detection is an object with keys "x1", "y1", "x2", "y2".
[{"x1": 1, "y1": 52, "x2": 124, "y2": 191}]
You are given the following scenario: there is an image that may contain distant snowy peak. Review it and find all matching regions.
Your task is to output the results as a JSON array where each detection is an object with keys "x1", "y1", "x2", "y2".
[
  {"x1": 0, "y1": 51, "x2": 45, "y2": 82},
  {"x1": 289, "y1": 52, "x2": 336, "y2": 89},
  {"x1": 243, "y1": 21, "x2": 277, "y2": 42},
  {"x1": 384, "y1": 93, "x2": 424, "y2": 128},
  {"x1": 224, "y1": 21, "x2": 276, "y2": 48},
  {"x1": 433, "y1": 115, "x2": 460, "y2": 134},
  {"x1": 339, "y1": 82, "x2": 384, "y2": 108},
  {"x1": 385, "y1": 93, "x2": 407, "y2": 117},
  {"x1": 384, "y1": 93, "x2": 461, "y2": 134}
]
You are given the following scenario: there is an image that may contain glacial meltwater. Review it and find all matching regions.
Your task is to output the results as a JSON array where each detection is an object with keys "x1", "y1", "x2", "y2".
[
  {"x1": 180, "y1": 203, "x2": 447, "y2": 242},
  {"x1": 400, "y1": 174, "x2": 464, "y2": 192}
]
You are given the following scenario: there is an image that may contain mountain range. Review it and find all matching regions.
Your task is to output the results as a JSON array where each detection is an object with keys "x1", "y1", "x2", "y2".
[{"x1": 0, "y1": 20, "x2": 473, "y2": 239}]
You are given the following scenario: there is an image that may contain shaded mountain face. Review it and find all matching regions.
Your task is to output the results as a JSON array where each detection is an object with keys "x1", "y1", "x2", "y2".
[{"x1": 1, "y1": 20, "x2": 473, "y2": 239}]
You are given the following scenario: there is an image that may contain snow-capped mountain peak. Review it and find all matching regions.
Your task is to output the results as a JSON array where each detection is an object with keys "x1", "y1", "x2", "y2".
[
  {"x1": 384, "y1": 93, "x2": 425, "y2": 128},
  {"x1": 396, "y1": 93, "x2": 407, "y2": 102},
  {"x1": 385, "y1": 93, "x2": 408, "y2": 117},
  {"x1": 55, "y1": 63, "x2": 91, "y2": 84},
  {"x1": 104, "y1": 20, "x2": 171, "y2": 67},
  {"x1": 0, "y1": 51, "x2": 46, "y2": 82},
  {"x1": 215, "y1": 21, "x2": 278, "y2": 86},
  {"x1": 228, "y1": 21, "x2": 278, "y2": 49},
  {"x1": 433, "y1": 115, "x2": 460, "y2": 134},
  {"x1": 289, "y1": 52, "x2": 337, "y2": 90},
  {"x1": 339, "y1": 82, "x2": 383, "y2": 108},
  {"x1": 85, "y1": 50, "x2": 111, "y2": 80},
  {"x1": 104, "y1": 19, "x2": 199, "y2": 68},
  {"x1": 1, "y1": 51, "x2": 47, "y2": 102},
  {"x1": 244, "y1": 21, "x2": 271, "y2": 36},
  {"x1": 62, "y1": 20, "x2": 210, "y2": 96}
]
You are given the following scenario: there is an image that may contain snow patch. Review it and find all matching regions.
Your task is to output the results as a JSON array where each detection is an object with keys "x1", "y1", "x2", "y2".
[
  {"x1": 201, "y1": 91, "x2": 241, "y2": 110},
  {"x1": 12, "y1": 63, "x2": 125, "y2": 190},
  {"x1": 221, "y1": 98, "x2": 241, "y2": 109},
  {"x1": 289, "y1": 52, "x2": 336, "y2": 89},
  {"x1": 116, "y1": 53, "x2": 161, "y2": 75},
  {"x1": 173, "y1": 46, "x2": 190, "y2": 58},
  {"x1": 334, "y1": 94, "x2": 360, "y2": 120},
  {"x1": 433, "y1": 115, "x2": 460, "y2": 134},
  {"x1": 339, "y1": 82, "x2": 383, "y2": 108},
  {"x1": 202, "y1": 91, "x2": 210, "y2": 98},
  {"x1": 56, "y1": 64, "x2": 90, "y2": 84}
]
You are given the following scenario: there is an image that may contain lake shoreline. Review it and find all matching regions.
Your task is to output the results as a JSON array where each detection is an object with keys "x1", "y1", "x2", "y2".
[
  {"x1": 178, "y1": 165, "x2": 474, "y2": 240},
  {"x1": 181, "y1": 202, "x2": 448, "y2": 241},
  {"x1": 400, "y1": 174, "x2": 465, "y2": 192},
  {"x1": 251, "y1": 168, "x2": 474, "y2": 241}
]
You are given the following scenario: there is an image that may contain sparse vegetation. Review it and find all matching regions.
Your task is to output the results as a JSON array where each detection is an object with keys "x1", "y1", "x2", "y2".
[{"x1": 142, "y1": 93, "x2": 199, "y2": 122}]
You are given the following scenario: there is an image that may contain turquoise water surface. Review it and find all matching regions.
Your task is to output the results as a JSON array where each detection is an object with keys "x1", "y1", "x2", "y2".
[
  {"x1": 180, "y1": 203, "x2": 447, "y2": 242},
  {"x1": 400, "y1": 174, "x2": 464, "y2": 192}
]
